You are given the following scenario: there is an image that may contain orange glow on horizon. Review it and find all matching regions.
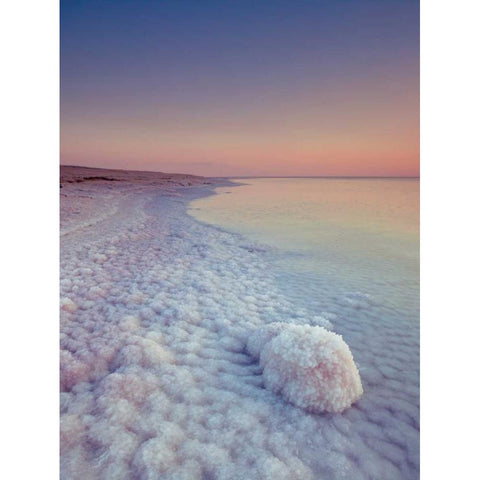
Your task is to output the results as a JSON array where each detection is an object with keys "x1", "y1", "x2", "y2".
[{"x1": 61, "y1": 32, "x2": 418, "y2": 177}]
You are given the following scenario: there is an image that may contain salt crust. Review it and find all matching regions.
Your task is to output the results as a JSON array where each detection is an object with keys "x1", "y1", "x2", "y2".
[{"x1": 60, "y1": 178, "x2": 418, "y2": 480}]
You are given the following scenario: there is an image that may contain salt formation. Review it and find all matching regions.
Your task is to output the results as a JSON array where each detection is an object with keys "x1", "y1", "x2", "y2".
[
  {"x1": 60, "y1": 174, "x2": 419, "y2": 480},
  {"x1": 248, "y1": 324, "x2": 363, "y2": 413}
]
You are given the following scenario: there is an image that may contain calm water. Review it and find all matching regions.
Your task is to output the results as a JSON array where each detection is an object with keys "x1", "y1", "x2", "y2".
[{"x1": 189, "y1": 178, "x2": 419, "y2": 316}]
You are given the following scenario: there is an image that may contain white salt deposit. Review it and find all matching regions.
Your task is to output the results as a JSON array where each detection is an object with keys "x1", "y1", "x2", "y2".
[
  {"x1": 60, "y1": 173, "x2": 419, "y2": 480},
  {"x1": 249, "y1": 323, "x2": 363, "y2": 413}
]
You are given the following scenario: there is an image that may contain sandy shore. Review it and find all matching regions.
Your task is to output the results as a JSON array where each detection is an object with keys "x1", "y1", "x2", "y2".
[{"x1": 60, "y1": 165, "x2": 211, "y2": 187}]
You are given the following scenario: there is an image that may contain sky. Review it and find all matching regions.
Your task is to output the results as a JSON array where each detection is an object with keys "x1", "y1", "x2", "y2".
[{"x1": 61, "y1": 0, "x2": 419, "y2": 177}]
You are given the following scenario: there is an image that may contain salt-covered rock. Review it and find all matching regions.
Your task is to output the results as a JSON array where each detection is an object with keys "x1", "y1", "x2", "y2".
[{"x1": 251, "y1": 323, "x2": 363, "y2": 413}]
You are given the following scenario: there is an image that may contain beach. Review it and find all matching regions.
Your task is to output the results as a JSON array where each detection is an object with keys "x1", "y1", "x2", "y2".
[{"x1": 60, "y1": 167, "x2": 419, "y2": 480}]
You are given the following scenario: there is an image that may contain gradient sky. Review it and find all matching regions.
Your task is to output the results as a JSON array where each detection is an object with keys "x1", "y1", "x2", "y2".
[{"x1": 61, "y1": 0, "x2": 419, "y2": 177}]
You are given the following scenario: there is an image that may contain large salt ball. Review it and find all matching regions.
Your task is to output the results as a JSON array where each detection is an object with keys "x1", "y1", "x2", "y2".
[{"x1": 256, "y1": 324, "x2": 363, "y2": 413}]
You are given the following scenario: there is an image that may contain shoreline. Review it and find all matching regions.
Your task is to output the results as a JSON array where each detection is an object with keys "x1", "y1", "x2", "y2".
[
  {"x1": 60, "y1": 165, "x2": 234, "y2": 237},
  {"x1": 60, "y1": 167, "x2": 418, "y2": 479},
  {"x1": 61, "y1": 169, "x2": 325, "y2": 478}
]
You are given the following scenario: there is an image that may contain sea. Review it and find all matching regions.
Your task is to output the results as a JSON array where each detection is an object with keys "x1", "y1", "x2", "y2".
[{"x1": 189, "y1": 178, "x2": 419, "y2": 318}]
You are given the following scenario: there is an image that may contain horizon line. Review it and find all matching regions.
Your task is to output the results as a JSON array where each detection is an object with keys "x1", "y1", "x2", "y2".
[
  {"x1": 61, "y1": 165, "x2": 419, "y2": 180},
  {"x1": 223, "y1": 175, "x2": 420, "y2": 179}
]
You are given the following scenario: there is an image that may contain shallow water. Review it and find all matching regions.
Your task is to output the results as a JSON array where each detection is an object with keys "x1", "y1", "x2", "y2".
[
  {"x1": 190, "y1": 178, "x2": 420, "y2": 478},
  {"x1": 60, "y1": 179, "x2": 419, "y2": 480},
  {"x1": 189, "y1": 178, "x2": 419, "y2": 309}
]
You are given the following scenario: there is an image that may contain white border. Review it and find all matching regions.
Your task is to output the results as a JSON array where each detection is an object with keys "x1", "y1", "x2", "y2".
[
  {"x1": 1, "y1": 1, "x2": 59, "y2": 477},
  {"x1": 421, "y1": 0, "x2": 480, "y2": 477}
]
